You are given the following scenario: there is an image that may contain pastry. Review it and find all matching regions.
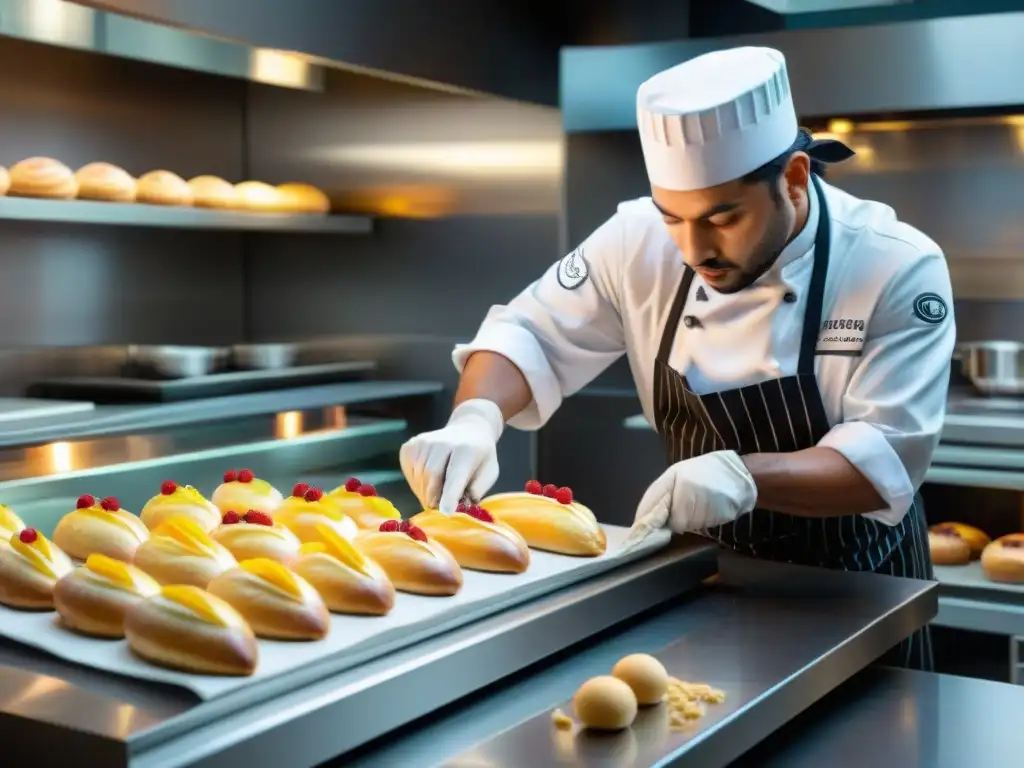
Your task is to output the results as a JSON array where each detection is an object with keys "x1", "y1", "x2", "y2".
[
  {"x1": 211, "y1": 508, "x2": 301, "y2": 565},
  {"x1": 52, "y1": 494, "x2": 149, "y2": 562},
  {"x1": 928, "y1": 522, "x2": 989, "y2": 564},
  {"x1": 410, "y1": 505, "x2": 530, "y2": 573},
  {"x1": 206, "y1": 558, "x2": 329, "y2": 640},
  {"x1": 124, "y1": 585, "x2": 258, "y2": 676},
  {"x1": 0, "y1": 528, "x2": 74, "y2": 609},
  {"x1": 0, "y1": 165, "x2": 10, "y2": 196},
  {"x1": 612, "y1": 654, "x2": 668, "y2": 706},
  {"x1": 133, "y1": 517, "x2": 237, "y2": 588},
  {"x1": 355, "y1": 522, "x2": 462, "y2": 596},
  {"x1": 274, "y1": 484, "x2": 358, "y2": 544},
  {"x1": 482, "y1": 481, "x2": 607, "y2": 557},
  {"x1": 188, "y1": 175, "x2": 238, "y2": 209},
  {"x1": 0, "y1": 504, "x2": 25, "y2": 551},
  {"x1": 981, "y1": 534, "x2": 1024, "y2": 583},
  {"x1": 53, "y1": 553, "x2": 160, "y2": 638},
  {"x1": 140, "y1": 480, "x2": 221, "y2": 533},
  {"x1": 212, "y1": 468, "x2": 283, "y2": 517},
  {"x1": 136, "y1": 170, "x2": 193, "y2": 206},
  {"x1": 277, "y1": 182, "x2": 330, "y2": 213},
  {"x1": 291, "y1": 522, "x2": 395, "y2": 615},
  {"x1": 8, "y1": 157, "x2": 78, "y2": 199},
  {"x1": 235, "y1": 181, "x2": 285, "y2": 212},
  {"x1": 573, "y1": 676, "x2": 638, "y2": 731},
  {"x1": 74, "y1": 162, "x2": 137, "y2": 202},
  {"x1": 325, "y1": 478, "x2": 402, "y2": 530}
]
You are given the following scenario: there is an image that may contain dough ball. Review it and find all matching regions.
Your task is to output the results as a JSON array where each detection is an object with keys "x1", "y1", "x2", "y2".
[
  {"x1": 573, "y1": 675, "x2": 638, "y2": 731},
  {"x1": 612, "y1": 653, "x2": 668, "y2": 706}
]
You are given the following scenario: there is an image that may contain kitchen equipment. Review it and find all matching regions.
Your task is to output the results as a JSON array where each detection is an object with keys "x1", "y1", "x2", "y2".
[
  {"x1": 954, "y1": 341, "x2": 1024, "y2": 397},
  {"x1": 0, "y1": 397, "x2": 94, "y2": 422},
  {"x1": 230, "y1": 343, "x2": 298, "y2": 370},
  {"x1": 125, "y1": 345, "x2": 228, "y2": 379}
]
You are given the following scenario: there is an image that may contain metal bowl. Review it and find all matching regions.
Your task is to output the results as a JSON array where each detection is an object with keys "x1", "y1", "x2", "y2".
[
  {"x1": 954, "y1": 341, "x2": 1024, "y2": 397},
  {"x1": 230, "y1": 343, "x2": 299, "y2": 371},
  {"x1": 125, "y1": 345, "x2": 227, "y2": 379}
]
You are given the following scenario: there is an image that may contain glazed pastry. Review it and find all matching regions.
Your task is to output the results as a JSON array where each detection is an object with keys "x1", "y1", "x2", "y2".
[
  {"x1": 52, "y1": 494, "x2": 149, "y2": 563},
  {"x1": 74, "y1": 162, "x2": 137, "y2": 202},
  {"x1": 207, "y1": 558, "x2": 329, "y2": 640},
  {"x1": 325, "y1": 478, "x2": 402, "y2": 530},
  {"x1": 410, "y1": 506, "x2": 530, "y2": 573},
  {"x1": 188, "y1": 175, "x2": 239, "y2": 209},
  {"x1": 981, "y1": 534, "x2": 1024, "y2": 584},
  {"x1": 133, "y1": 517, "x2": 237, "y2": 588},
  {"x1": 929, "y1": 522, "x2": 989, "y2": 564},
  {"x1": 8, "y1": 157, "x2": 78, "y2": 199},
  {"x1": 274, "y1": 484, "x2": 358, "y2": 544},
  {"x1": 140, "y1": 480, "x2": 221, "y2": 533},
  {"x1": 277, "y1": 182, "x2": 330, "y2": 213},
  {"x1": 355, "y1": 522, "x2": 462, "y2": 596},
  {"x1": 482, "y1": 482, "x2": 607, "y2": 557},
  {"x1": 0, "y1": 528, "x2": 74, "y2": 609},
  {"x1": 0, "y1": 165, "x2": 11, "y2": 196},
  {"x1": 212, "y1": 468, "x2": 283, "y2": 517},
  {"x1": 211, "y1": 508, "x2": 301, "y2": 565},
  {"x1": 136, "y1": 170, "x2": 193, "y2": 206},
  {"x1": 291, "y1": 522, "x2": 395, "y2": 615},
  {"x1": 235, "y1": 181, "x2": 285, "y2": 212},
  {"x1": 0, "y1": 504, "x2": 25, "y2": 552},
  {"x1": 124, "y1": 585, "x2": 258, "y2": 676},
  {"x1": 53, "y1": 553, "x2": 160, "y2": 638}
]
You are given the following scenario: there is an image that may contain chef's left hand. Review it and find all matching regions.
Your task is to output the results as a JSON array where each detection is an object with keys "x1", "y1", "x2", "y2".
[{"x1": 628, "y1": 451, "x2": 758, "y2": 539}]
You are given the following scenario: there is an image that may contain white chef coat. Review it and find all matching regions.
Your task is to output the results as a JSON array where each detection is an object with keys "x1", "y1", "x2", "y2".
[{"x1": 452, "y1": 180, "x2": 956, "y2": 526}]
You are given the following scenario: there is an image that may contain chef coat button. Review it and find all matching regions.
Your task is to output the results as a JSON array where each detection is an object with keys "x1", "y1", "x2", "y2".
[
  {"x1": 683, "y1": 315, "x2": 700, "y2": 329},
  {"x1": 783, "y1": 291, "x2": 797, "y2": 304}
]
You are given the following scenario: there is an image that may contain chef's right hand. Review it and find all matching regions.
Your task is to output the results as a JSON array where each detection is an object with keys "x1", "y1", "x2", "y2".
[{"x1": 399, "y1": 399, "x2": 504, "y2": 514}]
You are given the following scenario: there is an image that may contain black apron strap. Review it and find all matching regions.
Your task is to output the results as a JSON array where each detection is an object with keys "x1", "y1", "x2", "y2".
[
  {"x1": 656, "y1": 266, "x2": 696, "y2": 364},
  {"x1": 797, "y1": 175, "x2": 832, "y2": 375}
]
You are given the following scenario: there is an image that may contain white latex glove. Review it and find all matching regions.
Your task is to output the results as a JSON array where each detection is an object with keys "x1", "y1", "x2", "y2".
[
  {"x1": 399, "y1": 399, "x2": 503, "y2": 514},
  {"x1": 624, "y1": 451, "x2": 757, "y2": 548}
]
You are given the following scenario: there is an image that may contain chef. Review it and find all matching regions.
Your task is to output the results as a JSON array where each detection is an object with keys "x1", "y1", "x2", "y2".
[{"x1": 399, "y1": 47, "x2": 955, "y2": 671}]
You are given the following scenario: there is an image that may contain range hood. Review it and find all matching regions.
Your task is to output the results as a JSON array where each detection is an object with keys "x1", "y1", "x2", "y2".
[{"x1": 744, "y1": 0, "x2": 913, "y2": 12}]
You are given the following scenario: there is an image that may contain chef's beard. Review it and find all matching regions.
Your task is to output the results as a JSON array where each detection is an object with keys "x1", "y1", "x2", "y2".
[{"x1": 705, "y1": 198, "x2": 796, "y2": 295}]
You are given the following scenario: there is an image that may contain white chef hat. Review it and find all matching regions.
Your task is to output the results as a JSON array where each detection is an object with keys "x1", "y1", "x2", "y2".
[{"x1": 637, "y1": 46, "x2": 799, "y2": 191}]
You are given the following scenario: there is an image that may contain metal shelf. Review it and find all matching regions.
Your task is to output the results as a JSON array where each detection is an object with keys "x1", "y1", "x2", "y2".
[{"x1": 0, "y1": 196, "x2": 373, "y2": 234}]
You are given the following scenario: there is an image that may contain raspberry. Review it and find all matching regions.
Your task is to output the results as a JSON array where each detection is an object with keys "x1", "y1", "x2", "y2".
[
  {"x1": 525, "y1": 480, "x2": 543, "y2": 495},
  {"x1": 456, "y1": 502, "x2": 470, "y2": 514},
  {"x1": 76, "y1": 494, "x2": 95, "y2": 509},
  {"x1": 237, "y1": 469, "x2": 255, "y2": 483},
  {"x1": 554, "y1": 487, "x2": 573, "y2": 505},
  {"x1": 223, "y1": 469, "x2": 237, "y2": 483},
  {"x1": 243, "y1": 509, "x2": 273, "y2": 526},
  {"x1": 466, "y1": 506, "x2": 494, "y2": 523},
  {"x1": 344, "y1": 477, "x2": 361, "y2": 492},
  {"x1": 542, "y1": 484, "x2": 557, "y2": 498},
  {"x1": 359, "y1": 484, "x2": 377, "y2": 497},
  {"x1": 406, "y1": 526, "x2": 428, "y2": 542},
  {"x1": 100, "y1": 496, "x2": 120, "y2": 512},
  {"x1": 292, "y1": 482, "x2": 310, "y2": 498},
  {"x1": 160, "y1": 480, "x2": 177, "y2": 495},
  {"x1": 379, "y1": 520, "x2": 400, "y2": 532},
  {"x1": 222, "y1": 511, "x2": 241, "y2": 525},
  {"x1": 304, "y1": 487, "x2": 324, "y2": 502},
  {"x1": 398, "y1": 520, "x2": 412, "y2": 533},
  {"x1": 18, "y1": 528, "x2": 38, "y2": 544}
]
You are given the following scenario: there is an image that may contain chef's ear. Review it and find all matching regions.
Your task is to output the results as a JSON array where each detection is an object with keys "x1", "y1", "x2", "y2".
[{"x1": 782, "y1": 152, "x2": 811, "y2": 205}]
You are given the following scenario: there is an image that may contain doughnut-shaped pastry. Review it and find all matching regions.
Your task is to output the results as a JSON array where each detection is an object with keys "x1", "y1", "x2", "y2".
[
  {"x1": 133, "y1": 517, "x2": 237, "y2": 588},
  {"x1": 53, "y1": 554, "x2": 160, "y2": 638},
  {"x1": 234, "y1": 181, "x2": 285, "y2": 212},
  {"x1": 981, "y1": 534, "x2": 1024, "y2": 584},
  {"x1": 482, "y1": 482, "x2": 606, "y2": 557},
  {"x1": 325, "y1": 478, "x2": 402, "y2": 530},
  {"x1": 211, "y1": 508, "x2": 301, "y2": 565},
  {"x1": 74, "y1": 162, "x2": 136, "y2": 202},
  {"x1": 52, "y1": 495, "x2": 149, "y2": 563},
  {"x1": 136, "y1": 170, "x2": 192, "y2": 206},
  {"x1": 140, "y1": 480, "x2": 222, "y2": 533},
  {"x1": 8, "y1": 157, "x2": 78, "y2": 199},
  {"x1": 124, "y1": 585, "x2": 258, "y2": 676},
  {"x1": 0, "y1": 528, "x2": 74, "y2": 609},
  {"x1": 355, "y1": 523, "x2": 462, "y2": 596},
  {"x1": 274, "y1": 484, "x2": 358, "y2": 544},
  {"x1": 0, "y1": 165, "x2": 9, "y2": 196},
  {"x1": 188, "y1": 175, "x2": 239, "y2": 209},
  {"x1": 0, "y1": 504, "x2": 26, "y2": 552},
  {"x1": 410, "y1": 506, "x2": 530, "y2": 573},
  {"x1": 291, "y1": 523, "x2": 395, "y2": 615},
  {"x1": 277, "y1": 182, "x2": 330, "y2": 213},
  {"x1": 929, "y1": 522, "x2": 989, "y2": 562},
  {"x1": 212, "y1": 469, "x2": 283, "y2": 517}
]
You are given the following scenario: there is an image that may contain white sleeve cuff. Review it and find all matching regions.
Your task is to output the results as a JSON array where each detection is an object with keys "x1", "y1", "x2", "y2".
[
  {"x1": 452, "y1": 322, "x2": 563, "y2": 431},
  {"x1": 817, "y1": 421, "x2": 915, "y2": 526}
]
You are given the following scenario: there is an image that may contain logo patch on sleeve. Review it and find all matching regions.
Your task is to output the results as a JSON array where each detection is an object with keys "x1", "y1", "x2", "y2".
[
  {"x1": 557, "y1": 248, "x2": 589, "y2": 290},
  {"x1": 912, "y1": 293, "x2": 948, "y2": 324}
]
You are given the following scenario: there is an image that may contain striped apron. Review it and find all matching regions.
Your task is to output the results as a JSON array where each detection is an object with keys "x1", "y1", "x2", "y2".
[{"x1": 653, "y1": 176, "x2": 934, "y2": 671}]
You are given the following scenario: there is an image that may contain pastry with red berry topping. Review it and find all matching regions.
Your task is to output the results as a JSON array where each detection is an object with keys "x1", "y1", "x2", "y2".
[
  {"x1": 928, "y1": 522, "x2": 990, "y2": 565},
  {"x1": 207, "y1": 558, "x2": 329, "y2": 641},
  {"x1": 291, "y1": 523, "x2": 395, "y2": 615},
  {"x1": 274, "y1": 484, "x2": 358, "y2": 544},
  {"x1": 0, "y1": 528, "x2": 74, "y2": 609},
  {"x1": 325, "y1": 477, "x2": 402, "y2": 529},
  {"x1": 410, "y1": 505, "x2": 530, "y2": 573},
  {"x1": 124, "y1": 585, "x2": 258, "y2": 676},
  {"x1": 211, "y1": 509, "x2": 301, "y2": 566},
  {"x1": 133, "y1": 517, "x2": 237, "y2": 588},
  {"x1": 355, "y1": 522, "x2": 463, "y2": 596},
  {"x1": 482, "y1": 482, "x2": 607, "y2": 557},
  {"x1": 140, "y1": 480, "x2": 221, "y2": 533},
  {"x1": 53, "y1": 554, "x2": 160, "y2": 638},
  {"x1": 0, "y1": 504, "x2": 26, "y2": 552},
  {"x1": 981, "y1": 534, "x2": 1024, "y2": 584},
  {"x1": 52, "y1": 495, "x2": 149, "y2": 563},
  {"x1": 212, "y1": 469, "x2": 283, "y2": 517}
]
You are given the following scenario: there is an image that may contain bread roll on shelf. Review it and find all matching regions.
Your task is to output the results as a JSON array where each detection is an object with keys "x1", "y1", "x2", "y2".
[
  {"x1": 74, "y1": 162, "x2": 137, "y2": 202},
  {"x1": 211, "y1": 469, "x2": 283, "y2": 516},
  {"x1": 325, "y1": 478, "x2": 402, "y2": 530},
  {"x1": 140, "y1": 480, "x2": 221, "y2": 533},
  {"x1": 928, "y1": 522, "x2": 990, "y2": 563},
  {"x1": 277, "y1": 182, "x2": 330, "y2": 214},
  {"x1": 291, "y1": 523, "x2": 395, "y2": 615},
  {"x1": 136, "y1": 170, "x2": 193, "y2": 206},
  {"x1": 0, "y1": 165, "x2": 9, "y2": 196},
  {"x1": 235, "y1": 181, "x2": 286, "y2": 212},
  {"x1": 981, "y1": 534, "x2": 1024, "y2": 583},
  {"x1": 52, "y1": 494, "x2": 149, "y2": 563},
  {"x1": 410, "y1": 506, "x2": 530, "y2": 573},
  {"x1": 274, "y1": 484, "x2": 358, "y2": 544},
  {"x1": 211, "y1": 508, "x2": 301, "y2": 565},
  {"x1": 8, "y1": 157, "x2": 78, "y2": 199},
  {"x1": 53, "y1": 554, "x2": 160, "y2": 638},
  {"x1": 355, "y1": 524, "x2": 463, "y2": 596},
  {"x1": 188, "y1": 175, "x2": 239, "y2": 209},
  {"x1": 133, "y1": 516, "x2": 237, "y2": 588},
  {"x1": 0, "y1": 528, "x2": 74, "y2": 609},
  {"x1": 482, "y1": 482, "x2": 607, "y2": 557}
]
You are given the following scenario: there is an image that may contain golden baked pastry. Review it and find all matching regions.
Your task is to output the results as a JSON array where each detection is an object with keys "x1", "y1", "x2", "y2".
[
  {"x1": 277, "y1": 182, "x2": 330, "y2": 214},
  {"x1": 0, "y1": 165, "x2": 10, "y2": 196},
  {"x1": 8, "y1": 157, "x2": 78, "y2": 199},
  {"x1": 573, "y1": 676, "x2": 638, "y2": 731},
  {"x1": 0, "y1": 528, "x2": 74, "y2": 609},
  {"x1": 929, "y1": 522, "x2": 990, "y2": 564},
  {"x1": 235, "y1": 181, "x2": 285, "y2": 212},
  {"x1": 410, "y1": 506, "x2": 530, "y2": 573},
  {"x1": 291, "y1": 523, "x2": 395, "y2": 615},
  {"x1": 140, "y1": 480, "x2": 221, "y2": 533},
  {"x1": 482, "y1": 482, "x2": 606, "y2": 557},
  {"x1": 212, "y1": 469, "x2": 283, "y2": 516},
  {"x1": 136, "y1": 170, "x2": 193, "y2": 206},
  {"x1": 188, "y1": 175, "x2": 239, "y2": 209},
  {"x1": 211, "y1": 508, "x2": 301, "y2": 565},
  {"x1": 207, "y1": 558, "x2": 329, "y2": 640},
  {"x1": 0, "y1": 504, "x2": 26, "y2": 552},
  {"x1": 325, "y1": 478, "x2": 402, "y2": 530},
  {"x1": 611, "y1": 654, "x2": 668, "y2": 706},
  {"x1": 52, "y1": 495, "x2": 149, "y2": 563},
  {"x1": 355, "y1": 523, "x2": 462, "y2": 596},
  {"x1": 125, "y1": 585, "x2": 258, "y2": 676},
  {"x1": 53, "y1": 553, "x2": 160, "y2": 638},
  {"x1": 274, "y1": 484, "x2": 358, "y2": 544},
  {"x1": 74, "y1": 162, "x2": 136, "y2": 202},
  {"x1": 981, "y1": 534, "x2": 1024, "y2": 584},
  {"x1": 133, "y1": 517, "x2": 237, "y2": 588}
]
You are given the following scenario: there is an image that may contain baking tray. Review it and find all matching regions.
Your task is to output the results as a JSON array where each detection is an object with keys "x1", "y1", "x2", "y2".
[
  {"x1": 934, "y1": 561, "x2": 1024, "y2": 599},
  {"x1": 26, "y1": 361, "x2": 376, "y2": 403}
]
